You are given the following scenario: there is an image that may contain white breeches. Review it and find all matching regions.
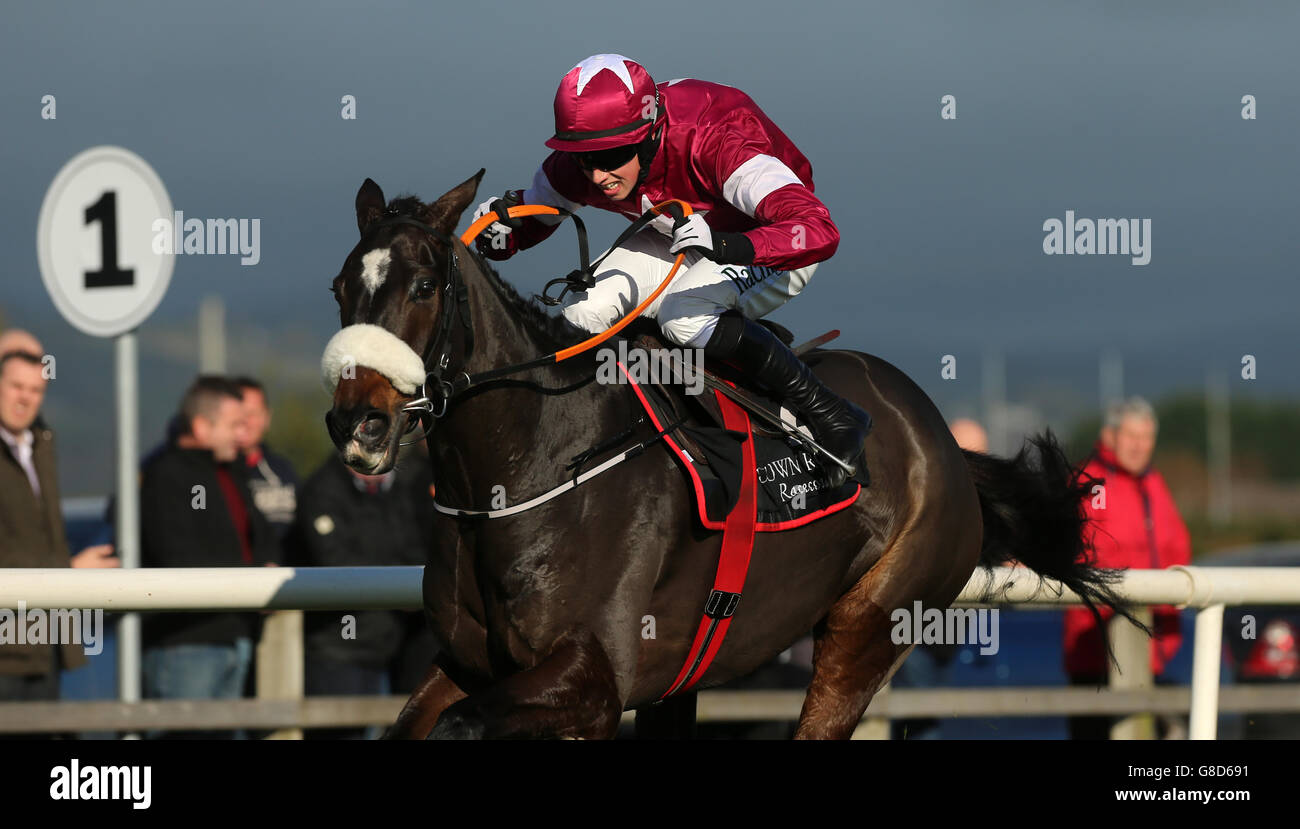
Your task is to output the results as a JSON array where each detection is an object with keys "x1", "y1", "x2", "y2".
[{"x1": 559, "y1": 230, "x2": 817, "y2": 348}]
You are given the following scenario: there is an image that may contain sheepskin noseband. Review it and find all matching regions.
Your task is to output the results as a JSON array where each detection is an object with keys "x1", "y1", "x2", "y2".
[{"x1": 321, "y1": 324, "x2": 426, "y2": 396}]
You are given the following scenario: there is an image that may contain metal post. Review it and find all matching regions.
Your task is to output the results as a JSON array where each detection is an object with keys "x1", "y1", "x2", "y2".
[
  {"x1": 1108, "y1": 607, "x2": 1154, "y2": 740},
  {"x1": 1190, "y1": 603, "x2": 1225, "y2": 740},
  {"x1": 256, "y1": 610, "x2": 304, "y2": 740},
  {"x1": 198, "y1": 295, "x2": 226, "y2": 374},
  {"x1": 1207, "y1": 368, "x2": 1231, "y2": 524},
  {"x1": 982, "y1": 350, "x2": 1007, "y2": 456},
  {"x1": 1099, "y1": 349, "x2": 1123, "y2": 414},
  {"x1": 115, "y1": 333, "x2": 141, "y2": 735}
]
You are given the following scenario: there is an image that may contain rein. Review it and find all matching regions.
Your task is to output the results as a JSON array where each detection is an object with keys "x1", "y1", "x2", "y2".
[{"x1": 374, "y1": 199, "x2": 694, "y2": 439}]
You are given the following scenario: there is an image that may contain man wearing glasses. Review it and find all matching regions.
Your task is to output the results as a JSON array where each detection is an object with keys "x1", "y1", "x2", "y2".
[{"x1": 474, "y1": 54, "x2": 870, "y2": 487}]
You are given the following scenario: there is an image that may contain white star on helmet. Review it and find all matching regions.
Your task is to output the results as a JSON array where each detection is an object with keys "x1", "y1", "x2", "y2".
[{"x1": 573, "y1": 53, "x2": 637, "y2": 96}]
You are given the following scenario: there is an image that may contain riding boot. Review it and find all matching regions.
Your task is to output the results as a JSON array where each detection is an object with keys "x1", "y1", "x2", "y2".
[{"x1": 702, "y1": 314, "x2": 872, "y2": 488}]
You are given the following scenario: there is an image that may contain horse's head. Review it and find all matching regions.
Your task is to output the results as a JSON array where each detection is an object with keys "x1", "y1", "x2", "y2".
[{"x1": 322, "y1": 170, "x2": 483, "y2": 473}]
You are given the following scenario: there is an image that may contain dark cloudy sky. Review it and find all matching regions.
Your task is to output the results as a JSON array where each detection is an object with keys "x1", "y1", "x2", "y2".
[{"x1": 3, "y1": 0, "x2": 1297, "y2": 491}]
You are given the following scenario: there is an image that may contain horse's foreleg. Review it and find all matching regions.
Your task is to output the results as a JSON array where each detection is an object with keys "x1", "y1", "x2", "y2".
[
  {"x1": 427, "y1": 629, "x2": 623, "y2": 740},
  {"x1": 382, "y1": 658, "x2": 468, "y2": 740}
]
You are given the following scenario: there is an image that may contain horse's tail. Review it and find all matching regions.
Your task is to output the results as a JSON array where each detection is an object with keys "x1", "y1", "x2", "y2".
[{"x1": 962, "y1": 429, "x2": 1148, "y2": 663}]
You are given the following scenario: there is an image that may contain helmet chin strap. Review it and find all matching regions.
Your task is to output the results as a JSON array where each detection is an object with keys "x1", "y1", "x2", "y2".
[{"x1": 633, "y1": 120, "x2": 663, "y2": 190}]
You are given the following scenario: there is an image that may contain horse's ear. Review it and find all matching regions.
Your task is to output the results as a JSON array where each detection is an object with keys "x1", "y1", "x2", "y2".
[
  {"x1": 421, "y1": 169, "x2": 486, "y2": 237},
  {"x1": 356, "y1": 178, "x2": 386, "y2": 235}
]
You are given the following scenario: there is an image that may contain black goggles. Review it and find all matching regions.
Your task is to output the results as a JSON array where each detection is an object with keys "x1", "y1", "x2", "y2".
[{"x1": 571, "y1": 142, "x2": 640, "y2": 172}]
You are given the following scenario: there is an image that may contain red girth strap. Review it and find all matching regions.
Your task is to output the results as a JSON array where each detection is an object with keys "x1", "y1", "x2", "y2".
[{"x1": 661, "y1": 386, "x2": 759, "y2": 698}]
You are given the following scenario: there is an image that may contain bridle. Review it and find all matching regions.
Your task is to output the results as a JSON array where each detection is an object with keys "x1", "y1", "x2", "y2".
[{"x1": 355, "y1": 214, "x2": 475, "y2": 443}]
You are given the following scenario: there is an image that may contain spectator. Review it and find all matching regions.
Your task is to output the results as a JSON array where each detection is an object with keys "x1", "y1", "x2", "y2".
[
  {"x1": 291, "y1": 451, "x2": 439, "y2": 739},
  {"x1": 231, "y1": 377, "x2": 299, "y2": 565},
  {"x1": 229, "y1": 377, "x2": 300, "y2": 735},
  {"x1": 949, "y1": 418, "x2": 989, "y2": 454},
  {"x1": 2, "y1": 329, "x2": 119, "y2": 568},
  {"x1": 1064, "y1": 396, "x2": 1191, "y2": 739},
  {"x1": 139, "y1": 376, "x2": 277, "y2": 738},
  {"x1": 0, "y1": 330, "x2": 45, "y2": 363},
  {"x1": 889, "y1": 417, "x2": 989, "y2": 740},
  {"x1": 0, "y1": 343, "x2": 118, "y2": 738}
]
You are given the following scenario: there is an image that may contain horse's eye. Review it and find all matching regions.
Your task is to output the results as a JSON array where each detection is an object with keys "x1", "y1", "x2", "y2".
[{"x1": 414, "y1": 279, "x2": 436, "y2": 300}]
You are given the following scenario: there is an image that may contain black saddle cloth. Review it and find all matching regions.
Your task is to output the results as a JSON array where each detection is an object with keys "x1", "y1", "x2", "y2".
[{"x1": 614, "y1": 321, "x2": 864, "y2": 530}]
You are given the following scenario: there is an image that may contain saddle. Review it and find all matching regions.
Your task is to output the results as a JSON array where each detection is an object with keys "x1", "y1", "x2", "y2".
[{"x1": 611, "y1": 318, "x2": 863, "y2": 531}]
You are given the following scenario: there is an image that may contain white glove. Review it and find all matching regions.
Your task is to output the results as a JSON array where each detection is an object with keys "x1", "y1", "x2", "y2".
[
  {"x1": 668, "y1": 213, "x2": 714, "y2": 256},
  {"x1": 473, "y1": 197, "x2": 514, "y2": 251}
]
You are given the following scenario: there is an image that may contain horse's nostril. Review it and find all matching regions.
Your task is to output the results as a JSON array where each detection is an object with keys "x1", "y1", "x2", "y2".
[{"x1": 355, "y1": 412, "x2": 389, "y2": 441}]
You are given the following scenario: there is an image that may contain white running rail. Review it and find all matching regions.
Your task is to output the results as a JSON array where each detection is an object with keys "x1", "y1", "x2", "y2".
[{"x1": 4, "y1": 565, "x2": 1299, "y2": 739}]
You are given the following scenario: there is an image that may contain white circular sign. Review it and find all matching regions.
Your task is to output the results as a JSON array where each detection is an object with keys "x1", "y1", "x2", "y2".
[{"x1": 36, "y1": 146, "x2": 175, "y2": 338}]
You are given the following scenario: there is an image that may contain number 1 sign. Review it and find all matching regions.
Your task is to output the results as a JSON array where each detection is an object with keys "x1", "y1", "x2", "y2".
[{"x1": 37, "y1": 146, "x2": 174, "y2": 338}]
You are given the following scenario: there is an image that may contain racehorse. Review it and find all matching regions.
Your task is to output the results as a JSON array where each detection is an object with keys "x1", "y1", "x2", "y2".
[{"x1": 323, "y1": 170, "x2": 1130, "y2": 739}]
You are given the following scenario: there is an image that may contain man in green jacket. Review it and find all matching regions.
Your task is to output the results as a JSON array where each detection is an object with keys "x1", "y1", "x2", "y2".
[{"x1": 0, "y1": 337, "x2": 119, "y2": 735}]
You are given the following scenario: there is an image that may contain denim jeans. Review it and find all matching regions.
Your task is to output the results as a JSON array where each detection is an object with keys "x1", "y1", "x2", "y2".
[
  {"x1": 143, "y1": 638, "x2": 252, "y2": 739},
  {"x1": 304, "y1": 656, "x2": 391, "y2": 740}
]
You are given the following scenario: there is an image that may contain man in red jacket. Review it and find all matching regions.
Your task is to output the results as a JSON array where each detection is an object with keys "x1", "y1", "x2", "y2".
[
  {"x1": 473, "y1": 54, "x2": 871, "y2": 487},
  {"x1": 1064, "y1": 397, "x2": 1191, "y2": 739}
]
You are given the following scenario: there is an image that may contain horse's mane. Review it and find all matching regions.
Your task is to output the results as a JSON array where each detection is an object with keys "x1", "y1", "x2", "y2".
[
  {"x1": 386, "y1": 194, "x2": 590, "y2": 351},
  {"x1": 474, "y1": 256, "x2": 591, "y2": 350}
]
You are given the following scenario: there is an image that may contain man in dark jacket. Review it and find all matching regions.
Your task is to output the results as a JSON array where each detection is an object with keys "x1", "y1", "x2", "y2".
[
  {"x1": 140, "y1": 375, "x2": 278, "y2": 738},
  {"x1": 291, "y1": 450, "x2": 439, "y2": 739},
  {"x1": 231, "y1": 377, "x2": 298, "y2": 565}
]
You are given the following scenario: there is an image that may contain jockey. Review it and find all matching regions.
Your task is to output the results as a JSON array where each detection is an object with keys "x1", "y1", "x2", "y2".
[{"x1": 473, "y1": 54, "x2": 871, "y2": 486}]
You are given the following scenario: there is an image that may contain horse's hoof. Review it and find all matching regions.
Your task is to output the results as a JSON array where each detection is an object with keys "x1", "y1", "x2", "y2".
[{"x1": 426, "y1": 710, "x2": 486, "y2": 740}]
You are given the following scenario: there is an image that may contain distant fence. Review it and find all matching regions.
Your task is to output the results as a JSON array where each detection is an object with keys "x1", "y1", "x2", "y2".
[{"x1": 2, "y1": 565, "x2": 1298, "y2": 739}]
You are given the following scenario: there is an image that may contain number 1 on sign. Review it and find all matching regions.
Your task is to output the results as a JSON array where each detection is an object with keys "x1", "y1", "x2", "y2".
[{"x1": 83, "y1": 191, "x2": 135, "y2": 289}]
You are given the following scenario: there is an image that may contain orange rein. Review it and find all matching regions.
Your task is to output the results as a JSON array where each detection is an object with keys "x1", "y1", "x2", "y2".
[{"x1": 460, "y1": 200, "x2": 693, "y2": 362}]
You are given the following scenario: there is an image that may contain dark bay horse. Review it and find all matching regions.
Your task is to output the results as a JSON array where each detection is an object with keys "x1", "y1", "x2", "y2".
[{"x1": 323, "y1": 170, "x2": 1127, "y2": 739}]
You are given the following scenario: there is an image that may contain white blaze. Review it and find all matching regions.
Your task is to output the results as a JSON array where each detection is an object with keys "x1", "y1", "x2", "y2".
[{"x1": 360, "y1": 249, "x2": 391, "y2": 294}]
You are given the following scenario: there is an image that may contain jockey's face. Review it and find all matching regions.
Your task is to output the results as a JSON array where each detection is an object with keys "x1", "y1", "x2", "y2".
[{"x1": 582, "y1": 154, "x2": 640, "y2": 202}]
